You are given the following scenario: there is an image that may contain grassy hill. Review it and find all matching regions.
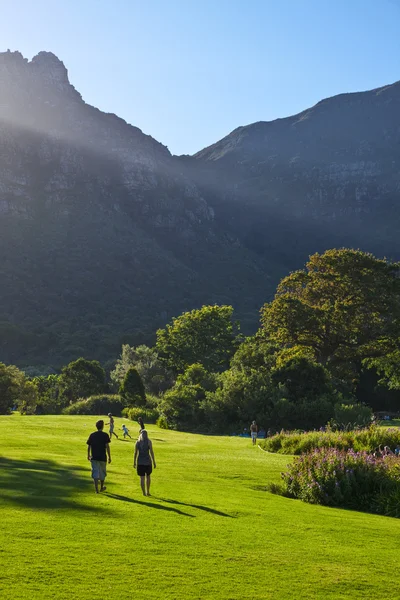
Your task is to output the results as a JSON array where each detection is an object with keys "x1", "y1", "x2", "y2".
[{"x1": 1, "y1": 416, "x2": 399, "y2": 599}]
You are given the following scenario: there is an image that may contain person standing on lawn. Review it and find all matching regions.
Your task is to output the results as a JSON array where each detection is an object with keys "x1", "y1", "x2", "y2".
[
  {"x1": 250, "y1": 420, "x2": 258, "y2": 445},
  {"x1": 87, "y1": 419, "x2": 111, "y2": 494},
  {"x1": 134, "y1": 429, "x2": 156, "y2": 496}
]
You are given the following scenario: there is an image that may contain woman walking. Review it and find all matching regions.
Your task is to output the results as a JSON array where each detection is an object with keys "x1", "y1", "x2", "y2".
[{"x1": 134, "y1": 430, "x2": 156, "y2": 496}]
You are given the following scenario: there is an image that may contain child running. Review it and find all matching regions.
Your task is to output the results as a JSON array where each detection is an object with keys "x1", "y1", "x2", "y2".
[
  {"x1": 106, "y1": 413, "x2": 118, "y2": 439},
  {"x1": 121, "y1": 423, "x2": 132, "y2": 439},
  {"x1": 134, "y1": 430, "x2": 156, "y2": 496}
]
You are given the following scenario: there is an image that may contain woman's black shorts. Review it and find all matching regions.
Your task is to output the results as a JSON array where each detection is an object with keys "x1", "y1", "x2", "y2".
[{"x1": 137, "y1": 464, "x2": 152, "y2": 476}]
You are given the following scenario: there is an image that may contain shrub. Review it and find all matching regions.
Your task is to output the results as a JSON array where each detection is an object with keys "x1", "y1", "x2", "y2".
[
  {"x1": 122, "y1": 405, "x2": 159, "y2": 424},
  {"x1": 119, "y1": 367, "x2": 146, "y2": 406},
  {"x1": 260, "y1": 426, "x2": 400, "y2": 455},
  {"x1": 156, "y1": 415, "x2": 169, "y2": 429},
  {"x1": 333, "y1": 403, "x2": 373, "y2": 429},
  {"x1": 63, "y1": 394, "x2": 126, "y2": 416},
  {"x1": 281, "y1": 447, "x2": 400, "y2": 516}
]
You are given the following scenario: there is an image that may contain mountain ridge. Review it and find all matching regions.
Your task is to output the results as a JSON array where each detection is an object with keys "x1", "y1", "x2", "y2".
[{"x1": 194, "y1": 78, "x2": 400, "y2": 160}]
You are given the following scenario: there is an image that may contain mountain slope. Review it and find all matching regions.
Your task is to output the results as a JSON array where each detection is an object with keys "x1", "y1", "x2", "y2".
[
  {"x1": 190, "y1": 81, "x2": 400, "y2": 265},
  {"x1": 0, "y1": 51, "x2": 271, "y2": 366}
]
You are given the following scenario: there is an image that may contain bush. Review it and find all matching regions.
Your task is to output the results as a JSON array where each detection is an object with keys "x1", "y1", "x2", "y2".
[
  {"x1": 156, "y1": 415, "x2": 169, "y2": 429},
  {"x1": 333, "y1": 403, "x2": 373, "y2": 429},
  {"x1": 122, "y1": 405, "x2": 159, "y2": 424},
  {"x1": 63, "y1": 394, "x2": 126, "y2": 416},
  {"x1": 281, "y1": 447, "x2": 400, "y2": 516},
  {"x1": 260, "y1": 426, "x2": 400, "y2": 455}
]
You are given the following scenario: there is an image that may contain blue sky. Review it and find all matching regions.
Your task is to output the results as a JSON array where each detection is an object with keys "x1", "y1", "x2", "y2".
[{"x1": 1, "y1": 0, "x2": 400, "y2": 155}]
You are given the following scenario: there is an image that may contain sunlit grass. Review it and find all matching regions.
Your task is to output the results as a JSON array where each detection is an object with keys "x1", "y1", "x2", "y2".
[{"x1": 1, "y1": 415, "x2": 400, "y2": 599}]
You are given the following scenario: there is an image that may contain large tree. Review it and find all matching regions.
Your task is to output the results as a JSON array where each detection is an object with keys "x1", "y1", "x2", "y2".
[
  {"x1": 111, "y1": 344, "x2": 174, "y2": 395},
  {"x1": 59, "y1": 358, "x2": 106, "y2": 403},
  {"x1": 261, "y1": 249, "x2": 400, "y2": 382},
  {"x1": 156, "y1": 305, "x2": 240, "y2": 373}
]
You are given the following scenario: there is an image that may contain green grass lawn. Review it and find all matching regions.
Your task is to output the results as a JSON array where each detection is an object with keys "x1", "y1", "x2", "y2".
[
  {"x1": 1, "y1": 416, "x2": 399, "y2": 600},
  {"x1": 379, "y1": 418, "x2": 400, "y2": 428}
]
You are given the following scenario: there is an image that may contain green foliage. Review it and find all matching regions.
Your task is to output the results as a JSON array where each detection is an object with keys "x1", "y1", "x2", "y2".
[
  {"x1": 261, "y1": 249, "x2": 400, "y2": 383},
  {"x1": 121, "y1": 405, "x2": 159, "y2": 424},
  {"x1": 156, "y1": 415, "x2": 169, "y2": 429},
  {"x1": 58, "y1": 358, "x2": 106, "y2": 404},
  {"x1": 271, "y1": 357, "x2": 330, "y2": 401},
  {"x1": 260, "y1": 426, "x2": 400, "y2": 455},
  {"x1": 0, "y1": 363, "x2": 29, "y2": 414},
  {"x1": 156, "y1": 305, "x2": 240, "y2": 373},
  {"x1": 16, "y1": 380, "x2": 38, "y2": 415},
  {"x1": 364, "y1": 349, "x2": 400, "y2": 390},
  {"x1": 282, "y1": 448, "x2": 400, "y2": 516},
  {"x1": 209, "y1": 350, "x2": 338, "y2": 433},
  {"x1": 333, "y1": 403, "x2": 373, "y2": 429},
  {"x1": 229, "y1": 336, "x2": 277, "y2": 372},
  {"x1": 33, "y1": 375, "x2": 62, "y2": 414},
  {"x1": 159, "y1": 363, "x2": 218, "y2": 430},
  {"x1": 111, "y1": 344, "x2": 174, "y2": 395},
  {"x1": 271, "y1": 396, "x2": 335, "y2": 432},
  {"x1": 119, "y1": 367, "x2": 146, "y2": 406},
  {"x1": 63, "y1": 394, "x2": 126, "y2": 415},
  {"x1": 268, "y1": 356, "x2": 336, "y2": 430},
  {"x1": 206, "y1": 368, "x2": 276, "y2": 432}
]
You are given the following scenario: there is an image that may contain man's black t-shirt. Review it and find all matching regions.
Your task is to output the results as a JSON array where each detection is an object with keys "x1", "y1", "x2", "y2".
[{"x1": 87, "y1": 430, "x2": 111, "y2": 462}]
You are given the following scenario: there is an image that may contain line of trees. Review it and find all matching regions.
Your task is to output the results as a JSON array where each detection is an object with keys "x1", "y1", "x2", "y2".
[{"x1": 2, "y1": 249, "x2": 400, "y2": 432}]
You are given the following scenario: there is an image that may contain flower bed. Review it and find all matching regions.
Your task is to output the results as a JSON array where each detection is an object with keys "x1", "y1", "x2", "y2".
[
  {"x1": 260, "y1": 426, "x2": 400, "y2": 455},
  {"x1": 281, "y1": 447, "x2": 400, "y2": 516}
]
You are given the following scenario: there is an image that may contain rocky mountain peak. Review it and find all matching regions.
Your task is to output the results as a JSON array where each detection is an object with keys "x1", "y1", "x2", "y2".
[{"x1": 30, "y1": 51, "x2": 71, "y2": 90}]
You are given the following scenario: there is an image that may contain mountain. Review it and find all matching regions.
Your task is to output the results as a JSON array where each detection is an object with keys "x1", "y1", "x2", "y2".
[
  {"x1": 0, "y1": 51, "x2": 271, "y2": 366},
  {"x1": 189, "y1": 81, "x2": 400, "y2": 265},
  {"x1": 1, "y1": 50, "x2": 399, "y2": 367}
]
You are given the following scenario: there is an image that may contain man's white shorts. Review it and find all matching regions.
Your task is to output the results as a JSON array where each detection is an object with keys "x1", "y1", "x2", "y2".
[
  {"x1": 251, "y1": 432, "x2": 257, "y2": 440},
  {"x1": 91, "y1": 460, "x2": 107, "y2": 480}
]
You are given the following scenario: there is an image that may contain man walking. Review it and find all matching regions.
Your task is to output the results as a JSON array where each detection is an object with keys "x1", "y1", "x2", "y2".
[
  {"x1": 250, "y1": 420, "x2": 258, "y2": 446},
  {"x1": 87, "y1": 419, "x2": 111, "y2": 493}
]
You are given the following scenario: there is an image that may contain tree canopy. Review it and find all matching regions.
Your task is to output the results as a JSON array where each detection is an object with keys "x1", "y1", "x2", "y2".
[
  {"x1": 156, "y1": 305, "x2": 240, "y2": 373},
  {"x1": 0, "y1": 363, "x2": 26, "y2": 414},
  {"x1": 111, "y1": 344, "x2": 174, "y2": 395},
  {"x1": 261, "y1": 249, "x2": 400, "y2": 382},
  {"x1": 58, "y1": 358, "x2": 106, "y2": 403}
]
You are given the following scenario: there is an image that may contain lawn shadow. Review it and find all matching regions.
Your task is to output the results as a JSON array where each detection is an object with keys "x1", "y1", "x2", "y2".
[
  {"x1": 107, "y1": 493, "x2": 195, "y2": 517},
  {"x1": 0, "y1": 456, "x2": 106, "y2": 512},
  {"x1": 156, "y1": 497, "x2": 235, "y2": 518}
]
